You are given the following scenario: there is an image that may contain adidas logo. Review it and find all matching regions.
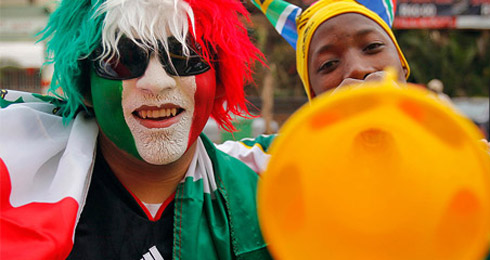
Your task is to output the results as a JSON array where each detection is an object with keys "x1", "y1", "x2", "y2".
[{"x1": 140, "y1": 245, "x2": 164, "y2": 260}]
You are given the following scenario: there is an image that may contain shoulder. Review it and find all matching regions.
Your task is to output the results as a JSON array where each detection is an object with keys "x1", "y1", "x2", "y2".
[
  {"x1": 215, "y1": 134, "x2": 277, "y2": 174},
  {"x1": 202, "y1": 134, "x2": 258, "y2": 173},
  {"x1": 218, "y1": 134, "x2": 276, "y2": 153}
]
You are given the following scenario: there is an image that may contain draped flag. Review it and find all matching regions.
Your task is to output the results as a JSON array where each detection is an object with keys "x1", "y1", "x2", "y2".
[
  {"x1": 0, "y1": 90, "x2": 271, "y2": 259},
  {"x1": 0, "y1": 90, "x2": 99, "y2": 259}
]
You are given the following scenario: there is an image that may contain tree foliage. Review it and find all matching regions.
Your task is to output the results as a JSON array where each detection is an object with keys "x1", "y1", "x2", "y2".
[{"x1": 395, "y1": 29, "x2": 489, "y2": 97}]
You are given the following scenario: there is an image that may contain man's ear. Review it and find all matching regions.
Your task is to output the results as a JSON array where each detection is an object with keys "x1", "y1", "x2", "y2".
[
  {"x1": 80, "y1": 59, "x2": 93, "y2": 108},
  {"x1": 83, "y1": 94, "x2": 93, "y2": 108},
  {"x1": 403, "y1": 67, "x2": 409, "y2": 79}
]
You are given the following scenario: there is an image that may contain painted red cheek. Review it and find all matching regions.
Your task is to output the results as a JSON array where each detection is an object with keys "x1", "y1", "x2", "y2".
[{"x1": 188, "y1": 69, "x2": 216, "y2": 149}]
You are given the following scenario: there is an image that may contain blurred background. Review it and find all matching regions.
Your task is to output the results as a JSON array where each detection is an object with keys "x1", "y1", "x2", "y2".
[{"x1": 1, "y1": 0, "x2": 488, "y2": 142}]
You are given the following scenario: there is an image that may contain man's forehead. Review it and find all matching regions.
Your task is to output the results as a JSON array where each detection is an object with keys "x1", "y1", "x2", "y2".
[
  {"x1": 309, "y1": 14, "x2": 389, "y2": 56},
  {"x1": 318, "y1": 13, "x2": 386, "y2": 36}
]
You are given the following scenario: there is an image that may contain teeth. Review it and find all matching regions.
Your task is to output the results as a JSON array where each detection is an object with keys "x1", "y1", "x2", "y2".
[{"x1": 138, "y1": 108, "x2": 179, "y2": 119}]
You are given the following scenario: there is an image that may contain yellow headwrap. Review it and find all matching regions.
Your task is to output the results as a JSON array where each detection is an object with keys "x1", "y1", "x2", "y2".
[{"x1": 296, "y1": 0, "x2": 410, "y2": 100}]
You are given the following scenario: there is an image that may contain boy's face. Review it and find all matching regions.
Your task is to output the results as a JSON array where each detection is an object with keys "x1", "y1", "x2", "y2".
[
  {"x1": 89, "y1": 38, "x2": 216, "y2": 165},
  {"x1": 307, "y1": 13, "x2": 407, "y2": 96}
]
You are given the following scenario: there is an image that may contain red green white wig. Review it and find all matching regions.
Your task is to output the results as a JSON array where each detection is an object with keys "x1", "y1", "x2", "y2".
[{"x1": 41, "y1": 0, "x2": 262, "y2": 131}]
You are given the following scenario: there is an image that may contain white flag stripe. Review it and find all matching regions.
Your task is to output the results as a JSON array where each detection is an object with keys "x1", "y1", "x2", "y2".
[
  {"x1": 217, "y1": 140, "x2": 271, "y2": 174},
  {"x1": 275, "y1": 5, "x2": 299, "y2": 33},
  {"x1": 381, "y1": 0, "x2": 393, "y2": 25},
  {"x1": 1, "y1": 105, "x2": 98, "y2": 207},
  {"x1": 181, "y1": 138, "x2": 217, "y2": 194}
]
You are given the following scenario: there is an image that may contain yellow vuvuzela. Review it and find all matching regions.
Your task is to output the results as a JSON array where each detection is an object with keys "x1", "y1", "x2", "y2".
[{"x1": 258, "y1": 70, "x2": 490, "y2": 260}]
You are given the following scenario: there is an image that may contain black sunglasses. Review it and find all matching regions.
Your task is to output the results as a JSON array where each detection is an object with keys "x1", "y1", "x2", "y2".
[{"x1": 91, "y1": 36, "x2": 211, "y2": 80}]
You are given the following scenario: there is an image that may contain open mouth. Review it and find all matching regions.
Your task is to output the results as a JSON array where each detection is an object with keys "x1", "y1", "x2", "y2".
[
  {"x1": 133, "y1": 106, "x2": 185, "y2": 120},
  {"x1": 131, "y1": 105, "x2": 186, "y2": 129}
]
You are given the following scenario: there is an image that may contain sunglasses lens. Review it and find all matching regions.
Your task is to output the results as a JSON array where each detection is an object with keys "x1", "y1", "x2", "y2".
[
  {"x1": 162, "y1": 37, "x2": 211, "y2": 76},
  {"x1": 166, "y1": 55, "x2": 211, "y2": 76},
  {"x1": 92, "y1": 37, "x2": 211, "y2": 79},
  {"x1": 92, "y1": 39, "x2": 148, "y2": 80}
]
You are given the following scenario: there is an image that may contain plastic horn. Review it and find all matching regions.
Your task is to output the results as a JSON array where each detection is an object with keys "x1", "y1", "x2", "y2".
[{"x1": 258, "y1": 69, "x2": 490, "y2": 260}]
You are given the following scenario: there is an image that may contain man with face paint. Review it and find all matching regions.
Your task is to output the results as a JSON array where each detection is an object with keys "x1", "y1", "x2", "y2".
[{"x1": 0, "y1": 0, "x2": 273, "y2": 259}]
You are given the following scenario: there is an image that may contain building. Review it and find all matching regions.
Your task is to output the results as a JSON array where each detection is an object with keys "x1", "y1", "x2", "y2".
[{"x1": 0, "y1": 0, "x2": 54, "y2": 94}]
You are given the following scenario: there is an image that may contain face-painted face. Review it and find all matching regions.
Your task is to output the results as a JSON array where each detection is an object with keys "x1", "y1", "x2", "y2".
[
  {"x1": 307, "y1": 13, "x2": 407, "y2": 96},
  {"x1": 91, "y1": 54, "x2": 216, "y2": 165}
]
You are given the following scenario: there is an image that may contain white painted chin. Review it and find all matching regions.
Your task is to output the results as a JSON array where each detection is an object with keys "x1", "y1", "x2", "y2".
[
  {"x1": 126, "y1": 112, "x2": 192, "y2": 165},
  {"x1": 125, "y1": 111, "x2": 192, "y2": 165}
]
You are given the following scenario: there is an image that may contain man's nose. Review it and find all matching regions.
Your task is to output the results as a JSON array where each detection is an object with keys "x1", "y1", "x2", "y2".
[
  {"x1": 343, "y1": 51, "x2": 375, "y2": 81},
  {"x1": 136, "y1": 55, "x2": 176, "y2": 93}
]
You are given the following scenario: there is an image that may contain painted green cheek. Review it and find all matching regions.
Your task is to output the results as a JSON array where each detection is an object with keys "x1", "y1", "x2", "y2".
[{"x1": 90, "y1": 71, "x2": 141, "y2": 160}]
